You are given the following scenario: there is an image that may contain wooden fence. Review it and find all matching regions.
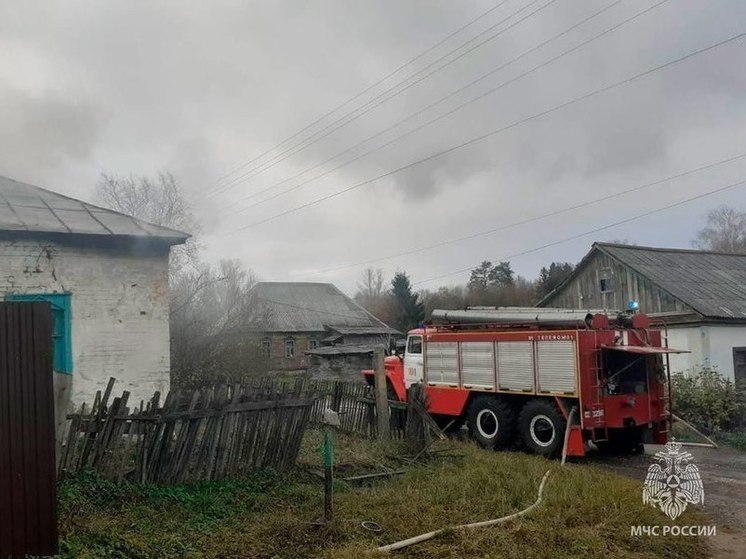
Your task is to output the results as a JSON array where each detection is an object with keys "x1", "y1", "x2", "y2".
[
  {"x1": 59, "y1": 378, "x2": 315, "y2": 484},
  {"x1": 304, "y1": 379, "x2": 408, "y2": 439},
  {"x1": 59, "y1": 377, "x2": 417, "y2": 485}
]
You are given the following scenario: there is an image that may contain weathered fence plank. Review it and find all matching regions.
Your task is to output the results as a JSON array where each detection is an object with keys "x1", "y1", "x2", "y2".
[
  {"x1": 60, "y1": 377, "x2": 417, "y2": 485},
  {"x1": 60, "y1": 379, "x2": 316, "y2": 484}
]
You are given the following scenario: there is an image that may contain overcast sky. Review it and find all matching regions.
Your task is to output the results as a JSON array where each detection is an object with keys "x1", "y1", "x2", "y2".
[{"x1": 2, "y1": 0, "x2": 746, "y2": 295}]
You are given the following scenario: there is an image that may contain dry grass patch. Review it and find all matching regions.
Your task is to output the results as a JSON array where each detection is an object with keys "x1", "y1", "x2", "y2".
[{"x1": 59, "y1": 429, "x2": 710, "y2": 558}]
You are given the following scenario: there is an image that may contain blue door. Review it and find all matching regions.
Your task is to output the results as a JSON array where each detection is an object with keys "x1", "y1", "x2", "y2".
[{"x1": 5, "y1": 293, "x2": 72, "y2": 374}]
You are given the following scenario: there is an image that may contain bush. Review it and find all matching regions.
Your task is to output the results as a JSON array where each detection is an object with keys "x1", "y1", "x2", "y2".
[{"x1": 672, "y1": 367, "x2": 745, "y2": 432}]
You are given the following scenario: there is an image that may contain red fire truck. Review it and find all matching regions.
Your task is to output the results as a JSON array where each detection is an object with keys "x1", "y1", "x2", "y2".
[{"x1": 364, "y1": 307, "x2": 686, "y2": 457}]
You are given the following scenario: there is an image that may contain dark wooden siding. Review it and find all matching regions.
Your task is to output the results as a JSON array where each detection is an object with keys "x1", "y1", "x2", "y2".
[
  {"x1": 0, "y1": 302, "x2": 57, "y2": 557},
  {"x1": 542, "y1": 250, "x2": 692, "y2": 314}
]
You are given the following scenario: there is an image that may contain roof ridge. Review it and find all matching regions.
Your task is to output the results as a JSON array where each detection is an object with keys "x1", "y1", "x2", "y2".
[{"x1": 594, "y1": 241, "x2": 746, "y2": 257}]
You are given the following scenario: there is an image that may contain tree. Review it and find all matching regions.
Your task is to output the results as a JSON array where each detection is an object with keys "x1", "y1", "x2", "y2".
[
  {"x1": 537, "y1": 262, "x2": 575, "y2": 297},
  {"x1": 468, "y1": 261, "x2": 493, "y2": 291},
  {"x1": 695, "y1": 205, "x2": 746, "y2": 253},
  {"x1": 170, "y1": 260, "x2": 270, "y2": 387},
  {"x1": 468, "y1": 261, "x2": 514, "y2": 291},
  {"x1": 95, "y1": 172, "x2": 200, "y2": 275},
  {"x1": 419, "y1": 285, "x2": 468, "y2": 317},
  {"x1": 390, "y1": 271, "x2": 425, "y2": 333},
  {"x1": 354, "y1": 268, "x2": 395, "y2": 324},
  {"x1": 489, "y1": 261, "x2": 514, "y2": 288},
  {"x1": 95, "y1": 172, "x2": 269, "y2": 387},
  {"x1": 356, "y1": 268, "x2": 385, "y2": 300}
]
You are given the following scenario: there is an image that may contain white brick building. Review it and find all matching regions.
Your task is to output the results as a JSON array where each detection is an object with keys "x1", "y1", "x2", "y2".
[{"x1": 0, "y1": 175, "x2": 188, "y2": 430}]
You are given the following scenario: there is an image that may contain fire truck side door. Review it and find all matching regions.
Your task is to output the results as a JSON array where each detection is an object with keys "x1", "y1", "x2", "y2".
[{"x1": 404, "y1": 335, "x2": 424, "y2": 388}]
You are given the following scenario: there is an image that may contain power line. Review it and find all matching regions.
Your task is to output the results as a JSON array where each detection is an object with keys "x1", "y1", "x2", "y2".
[
  {"x1": 413, "y1": 177, "x2": 746, "y2": 286},
  {"x1": 232, "y1": 0, "x2": 649, "y2": 214},
  {"x1": 285, "y1": 150, "x2": 746, "y2": 278},
  {"x1": 204, "y1": 0, "x2": 510, "y2": 192},
  {"x1": 205, "y1": 0, "x2": 557, "y2": 200},
  {"x1": 228, "y1": 30, "x2": 746, "y2": 233}
]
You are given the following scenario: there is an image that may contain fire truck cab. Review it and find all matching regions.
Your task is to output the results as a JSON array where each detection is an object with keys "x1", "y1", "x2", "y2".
[{"x1": 363, "y1": 307, "x2": 686, "y2": 457}]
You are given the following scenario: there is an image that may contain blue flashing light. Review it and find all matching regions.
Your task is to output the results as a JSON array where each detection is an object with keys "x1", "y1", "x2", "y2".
[{"x1": 628, "y1": 300, "x2": 640, "y2": 311}]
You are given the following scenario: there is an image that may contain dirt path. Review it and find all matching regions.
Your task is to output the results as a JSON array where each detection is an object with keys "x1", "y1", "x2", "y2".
[{"x1": 589, "y1": 445, "x2": 746, "y2": 558}]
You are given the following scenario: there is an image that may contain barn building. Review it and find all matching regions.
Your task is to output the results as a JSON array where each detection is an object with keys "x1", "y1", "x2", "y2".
[
  {"x1": 250, "y1": 282, "x2": 398, "y2": 375},
  {"x1": 538, "y1": 242, "x2": 746, "y2": 383},
  {"x1": 0, "y1": 175, "x2": 188, "y2": 430}
]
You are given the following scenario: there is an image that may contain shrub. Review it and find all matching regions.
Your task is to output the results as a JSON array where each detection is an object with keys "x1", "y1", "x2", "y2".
[{"x1": 672, "y1": 367, "x2": 744, "y2": 432}]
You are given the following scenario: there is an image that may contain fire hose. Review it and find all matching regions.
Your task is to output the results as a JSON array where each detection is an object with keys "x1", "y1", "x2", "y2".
[{"x1": 376, "y1": 407, "x2": 577, "y2": 554}]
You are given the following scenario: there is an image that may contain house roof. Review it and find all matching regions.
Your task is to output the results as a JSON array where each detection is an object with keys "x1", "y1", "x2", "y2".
[
  {"x1": 0, "y1": 175, "x2": 190, "y2": 244},
  {"x1": 252, "y1": 282, "x2": 399, "y2": 333},
  {"x1": 305, "y1": 344, "x2": 382, "y2": 356},
  {"x1": 543, "y1": 242, "x2": 746, "y2": 320}
]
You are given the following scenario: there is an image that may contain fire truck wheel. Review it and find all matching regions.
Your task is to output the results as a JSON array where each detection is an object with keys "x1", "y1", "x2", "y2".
[
  {"x1": 518, "y1": 400, "x2": 566, "y2": 457},
  {"x1": 467, "y1": 397, "x2": 514, "y2": 449}
]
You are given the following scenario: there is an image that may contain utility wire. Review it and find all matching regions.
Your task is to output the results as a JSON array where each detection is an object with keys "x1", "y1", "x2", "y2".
[
  {"x1": 413, "y1": 177, "x2": 746, "y2": 286},
  {"x1": 286, "y1": 150, "x2": 746, "y2": 278},
  {"x1": 205, "y1": 0, "x2": 510, "y2": 192},
  {"x1": 229, "y1": 30, "x2": 746, "y2": 233},
  {"x1": 206, "y1": 0, "x2": 556, "y2": 199},
  {"x1": 232, "y1": 0, "x2": 646, "y2": 214}
]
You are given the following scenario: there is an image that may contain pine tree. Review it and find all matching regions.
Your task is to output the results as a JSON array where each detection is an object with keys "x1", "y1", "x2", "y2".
[
  {"x1": 390, "y1": 271, "x2": 425, "y2": 333},
  {"x1": 537, "y1": 262, "x2": 575, "y2": 296}
]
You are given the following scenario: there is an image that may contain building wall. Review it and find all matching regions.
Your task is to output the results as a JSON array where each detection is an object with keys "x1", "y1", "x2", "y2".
[
  {"x1": 260, "y1": 332, "x2": 390, "y2": 372},
  {"x1": 307, "y1": 353, "x2": 373, "y2": 381},
  {"x1": 0, "y1": 237, "x2": 172, "y2": 431},
  {"x1": 544, "y1": 251, "x2": 690, "y2": 314},
  {"x1": 263, "y1": 332, "x2": 322, "y2": 371},
  {"x1": 667, "y1": 324, "x2": 746, "y2": 381}
]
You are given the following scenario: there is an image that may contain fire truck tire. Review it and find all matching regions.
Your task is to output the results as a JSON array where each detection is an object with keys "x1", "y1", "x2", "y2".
[
  {"x1": 467, "y1": 397, "x2": 514, "y2": 449},
  {"x1": 518, "y1": 400, "x2": 566, "y2": 457}
]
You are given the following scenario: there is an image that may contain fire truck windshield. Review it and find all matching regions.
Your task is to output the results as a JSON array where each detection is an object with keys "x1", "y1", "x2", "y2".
[{"x1": 406, "y1": 335, "x2": 422, "y2": 354}]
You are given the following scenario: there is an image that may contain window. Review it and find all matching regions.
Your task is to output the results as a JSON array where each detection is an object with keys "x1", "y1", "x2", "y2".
[
  {"x1": 6, "y1": 293, "x2": 72, "y2": 374},
  {"x1": 285, "y1": 337, "x2": 295, "y2": 358},
  {"x1": 261, "y1": 338, "x2": 271, "y2": 358},
  {"x1": 406, "y1": 335, "x2": 422, "y2": 354},
  {"x1": 598, "y1": 268, "x2": 614, "y2": 293},
  {"x1": 308, "y1": 338, "x2": 319, "y2": 350},
  {"x1": 734, "y1": 347, "x2": 746, "y2": 385}
]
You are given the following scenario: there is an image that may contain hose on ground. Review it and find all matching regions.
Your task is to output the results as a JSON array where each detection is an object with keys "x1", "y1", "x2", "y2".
[
  {"x1": 376, "y1": 470, "x2": 551, "y2": 553},
  {"x1": 376, "y1": 405, "x2": 577, "y2": 553}
]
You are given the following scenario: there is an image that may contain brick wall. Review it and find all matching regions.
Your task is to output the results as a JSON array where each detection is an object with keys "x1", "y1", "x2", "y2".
[{"x1": 0, "y1": 237, "x2": 172, "y2": 431}]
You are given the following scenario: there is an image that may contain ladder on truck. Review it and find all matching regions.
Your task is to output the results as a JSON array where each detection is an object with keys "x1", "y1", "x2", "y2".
[{"x1": 589, "y1": 347, "x2": 609, "y2": 444}]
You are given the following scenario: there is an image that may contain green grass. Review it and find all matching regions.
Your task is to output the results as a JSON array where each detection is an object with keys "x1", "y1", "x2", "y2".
[
  {"x1": 714, "y1": 430, "x2": 746, "y2": 451},
  {"x1": 59, "y1": 430, "x2": 710, "y2": 559},
  {"x1": 671, "y1": 421, "x2": 746, "y2": 451}
]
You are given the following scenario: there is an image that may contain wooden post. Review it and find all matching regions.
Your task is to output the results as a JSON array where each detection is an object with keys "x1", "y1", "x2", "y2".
[
  {"x1": 374, "y1": 347, "x2": 390, "y2": 441},
  {"x1": 323, "y1": 429, "x2": 334, "y2": 523}
]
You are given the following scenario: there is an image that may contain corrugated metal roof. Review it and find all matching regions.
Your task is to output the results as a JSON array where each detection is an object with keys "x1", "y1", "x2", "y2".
[
  {"x1": 0, "y1": 175, "x2": 189, "y2": 243},
  {"x1": 596, "y1": 243, "x2": 746, "y2": 320},
  {"x1": 252, "y1": 282, "x2": 399, "y2": 333}
]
